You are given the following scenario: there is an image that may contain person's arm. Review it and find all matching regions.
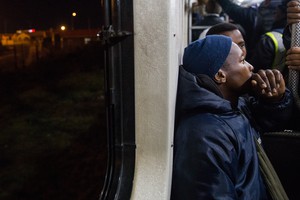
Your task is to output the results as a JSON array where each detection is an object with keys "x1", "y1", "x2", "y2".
[
  {"x1": 247, "y1": 88, "x2": 293, "y2": 131},
  {"x1": 282, "y1": 0, "x2": 300, "y2": 50},
  {"x1": 284, "y1": 0, "x2": 300, "y2": 70},
  {"x1": 247, "y1": 69, "x2": 293, "y2": 131},
  {"x1": 215, "y1": 0, "x2": 257, "y2": 29},
  {"x1": 287, "y1": 0, "x2": 300, "y2": 25}
]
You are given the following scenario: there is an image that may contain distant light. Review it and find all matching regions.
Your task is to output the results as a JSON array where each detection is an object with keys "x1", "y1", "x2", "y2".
[
  {"x1": 84, "y1": 38, "x2": 91, "y2": 44},
  {"x1": 61, "y1": 26, "x2": 66, "y2": 31},
  {"x1": 72, "y1": 12, "x2": 77, "y2": 17},
  {"x1": 16, "y1": 29, "x2": 36, "y2": 34}
]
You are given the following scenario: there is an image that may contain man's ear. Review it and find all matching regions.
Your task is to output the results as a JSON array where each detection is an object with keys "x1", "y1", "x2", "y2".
[{"x1": 213, "y1": 69, "x2": 226, "y2": 84}]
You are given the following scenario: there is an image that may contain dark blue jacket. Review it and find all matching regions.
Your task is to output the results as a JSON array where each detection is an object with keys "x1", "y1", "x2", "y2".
[{"x1": 171, "y1": 66, "x2": 293, "y2": 200}]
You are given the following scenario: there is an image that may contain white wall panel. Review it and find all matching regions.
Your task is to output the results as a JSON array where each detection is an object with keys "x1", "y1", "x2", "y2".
[{"x1": 131, "y1": 0, "x2": 188, "y2": 199}]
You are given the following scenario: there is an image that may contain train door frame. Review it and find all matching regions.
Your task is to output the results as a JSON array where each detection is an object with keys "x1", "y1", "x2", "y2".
[
  {"x1": 99, "y1": 0, "x2": 135, "y2": 199},
  {"x1": 100, "y1": 0, "x2": 188, "y2": 199}
]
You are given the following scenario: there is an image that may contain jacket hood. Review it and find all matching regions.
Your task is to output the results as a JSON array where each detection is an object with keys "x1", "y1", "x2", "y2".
[{"x1": 176, "y1": 66, "x2": 233, "y2": 119}]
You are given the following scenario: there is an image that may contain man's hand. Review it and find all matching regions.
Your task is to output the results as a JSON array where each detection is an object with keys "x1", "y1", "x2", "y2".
[
  {"x1": 286, "y1": 47, "x2": 300, "y2": 70},
  {"x1": 251, "y1": 69, "x2": 285, "y2": 101},
  {"x1": 287, "y1": 1, "x2": 300, "y2": 25}
]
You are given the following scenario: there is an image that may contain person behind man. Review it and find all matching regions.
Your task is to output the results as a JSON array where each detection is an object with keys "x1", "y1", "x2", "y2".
[
  {"x1": 206, "y1": 22, "x2": 247, "y2": 56},
  {"x1": 206, "y1": 0, "x2": 289, "y2": 73},
  {"x1": 212, "y1": 0, "x2": 283, "y2": 59},
  {"x1": 171, "y1": 35, "x2": 293, "y2": 199},
  {"x1": 199, "y1": 0, "x2": 224, "y2": 26},
  {"x1": 194, "y1": 0, "x2": 225, "y2": 41},
  {"x1": 249, "y1": 0, "x2": 290, "y2": 73},
  {"x1": 192, "y1": 2, "x2": 205, "y2": 26}
]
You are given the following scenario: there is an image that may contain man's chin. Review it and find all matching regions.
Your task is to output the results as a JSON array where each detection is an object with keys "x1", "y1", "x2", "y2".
[{"x1": 239, "y1": 78, "x2": 253, "y2": 95}]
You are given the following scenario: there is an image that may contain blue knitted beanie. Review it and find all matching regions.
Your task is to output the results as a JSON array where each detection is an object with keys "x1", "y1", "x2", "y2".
[{"x1": 183, "y1": 35, "x2": 232, "y2": 78}]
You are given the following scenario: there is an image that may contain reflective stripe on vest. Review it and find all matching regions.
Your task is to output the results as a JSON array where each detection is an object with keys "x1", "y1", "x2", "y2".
[{"x1": 265, "y1": 31, "x2": 286, "y2": 71}]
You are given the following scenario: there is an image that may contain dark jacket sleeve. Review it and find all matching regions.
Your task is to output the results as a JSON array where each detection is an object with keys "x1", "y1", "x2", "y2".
[
  {"x1": 216, "y1": 0, "x2": 257, "y2": 28},
  {"x1": 245, "y1": 89, "x2": 293, "y2": 132},
  {"x1": 249, "y1": 34, "x2": 275, "y2": 72}
]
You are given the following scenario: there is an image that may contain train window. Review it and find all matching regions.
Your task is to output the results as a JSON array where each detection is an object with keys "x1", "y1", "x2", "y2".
[{"x1": 0, "y1": 1, "x2": 107, "y2": 199}]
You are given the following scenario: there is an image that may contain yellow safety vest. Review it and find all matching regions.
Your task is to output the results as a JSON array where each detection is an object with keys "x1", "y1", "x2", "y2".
[{"x1": 265, "y1": 31, "x2": 286, "y2": 72}]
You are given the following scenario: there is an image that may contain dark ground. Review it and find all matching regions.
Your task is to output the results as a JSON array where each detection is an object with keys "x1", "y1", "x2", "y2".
[{"x1": 0, "y1": 43, "x2": 107, "y2": 200}]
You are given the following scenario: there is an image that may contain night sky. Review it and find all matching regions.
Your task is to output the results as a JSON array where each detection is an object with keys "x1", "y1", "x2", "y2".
[{"x1": 0, "y1": 0, "x2": 103, "y2": 33}]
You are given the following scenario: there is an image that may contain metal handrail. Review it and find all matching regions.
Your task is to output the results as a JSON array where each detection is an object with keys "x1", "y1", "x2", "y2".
[{"x1": 289, "y1": 22, "x2": 300, "y2": 110}]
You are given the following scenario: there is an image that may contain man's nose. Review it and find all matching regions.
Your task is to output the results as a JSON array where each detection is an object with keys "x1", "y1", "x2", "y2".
[{"x1": 247, "y1": 61, "x2": 254, "y2": 71}]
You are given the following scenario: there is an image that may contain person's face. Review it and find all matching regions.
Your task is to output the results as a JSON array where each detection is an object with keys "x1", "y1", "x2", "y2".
[
  {"x1": 221, "y1": 29, "x2": 247, "y2": 57},
  {"x1": 222, "y1": 43, "x2": 253, "y2": 94}
]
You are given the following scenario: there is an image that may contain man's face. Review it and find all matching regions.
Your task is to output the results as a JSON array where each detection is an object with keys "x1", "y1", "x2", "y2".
[
  {"x1": 221, "y1": 30, "x2": 247, "y2": 57},
  {"x1": 222, "y1": 43, "x2": 253, "y2": 94}
]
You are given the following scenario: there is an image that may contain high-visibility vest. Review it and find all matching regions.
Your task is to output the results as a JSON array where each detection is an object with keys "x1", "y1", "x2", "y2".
[{"x1": 265, "y1": 31, "x2": 286, "y2": 72}]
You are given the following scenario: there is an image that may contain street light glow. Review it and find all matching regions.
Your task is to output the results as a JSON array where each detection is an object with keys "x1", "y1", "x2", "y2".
[
  {"x1": 71, "y1": 12, "x2": 77, "y2": 30},
  {"x1": 61, "y1": 25, "x2": 66, "y2": 31}
]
